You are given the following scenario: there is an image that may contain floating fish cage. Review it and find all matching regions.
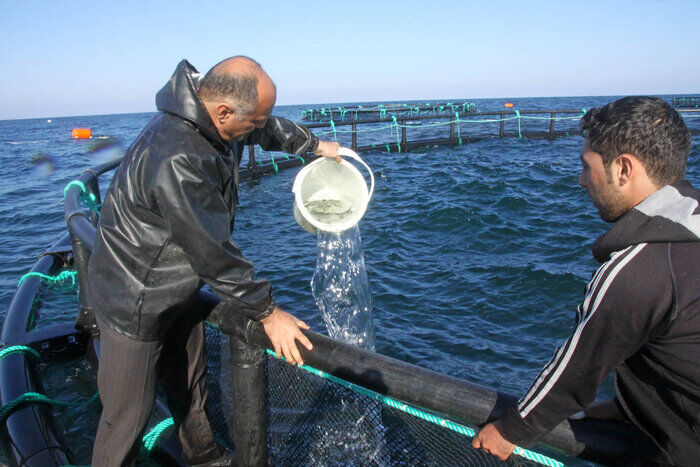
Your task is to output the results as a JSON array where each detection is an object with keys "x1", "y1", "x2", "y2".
[
  {"x1": 245, "y1": 108, "x2": 700, "y2": 180},
  {"x1": 0, "y1": 152, "x2": 649, "y2": 466},
  {"x1": 301, "y1": 102, "x2": 477, "y2": 122},
  {"x1": 672, "y1": 97, "x2": 700, "y2": 108}
]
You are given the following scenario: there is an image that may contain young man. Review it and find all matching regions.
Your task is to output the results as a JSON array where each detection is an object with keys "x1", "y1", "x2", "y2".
[
  {"x1": 88, "y1": 57, "x2": 340, "y2": 466},
  {"x1": 473, "y1": 96, "x2": 699, "y2": 464}
]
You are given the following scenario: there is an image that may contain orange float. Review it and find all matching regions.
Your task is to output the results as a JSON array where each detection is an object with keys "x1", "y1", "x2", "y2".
[
  {"x1": 72, "y1": 128, "x2": 92, "y2": 139},
  {"x1": 504, "y1": 103, "x2": 514, "y2": 108}
]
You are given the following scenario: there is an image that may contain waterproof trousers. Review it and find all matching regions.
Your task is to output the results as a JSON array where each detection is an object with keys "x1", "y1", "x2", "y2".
[{"x1": 92, "y1": 312, "x2": 221, "y2": 467}]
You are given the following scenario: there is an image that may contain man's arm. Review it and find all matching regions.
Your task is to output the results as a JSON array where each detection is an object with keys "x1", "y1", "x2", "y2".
[
  {"x1": 154, "y1": 152, "x2": 315, "y2": 364},
  {"x1": 154, "y1": 153, "x2": 274, "y2": 319},
  {"x1": 474, "y1": 244, "x2": 669, "y2": 459},
  {"x1": 245, "y1": 116, "x2": 340, "y2": 161},
  {"x1": 473, "y1": 398, "x2": 625, "y2": 459}
]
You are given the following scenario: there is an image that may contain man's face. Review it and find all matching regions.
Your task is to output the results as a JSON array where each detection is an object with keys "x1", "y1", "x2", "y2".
[
  {"x1": 578, "y1": 139, "x2": 627, "y2": 222},
  {"x1": 218, "y1": 100, "x2": 273, "y2": 142}
]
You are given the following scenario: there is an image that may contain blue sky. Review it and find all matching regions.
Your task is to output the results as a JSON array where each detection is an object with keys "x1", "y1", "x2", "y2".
[{"x1": 1, "y1": 0, "x2": 698, "y2": 119}]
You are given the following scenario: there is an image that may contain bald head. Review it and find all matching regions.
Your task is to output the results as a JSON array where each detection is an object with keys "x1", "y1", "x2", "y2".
[
  {"x1": 199, "y1": 56, "x2": 277, "y2": 141},
  {"x1": 199, "y1": 56, "x2": 276, "y2": 116}
]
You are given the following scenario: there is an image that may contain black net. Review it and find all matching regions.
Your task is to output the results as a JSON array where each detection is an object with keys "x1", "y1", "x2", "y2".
[
  {"x1": 203, "y1": 327, "x2": 545, "y2": 466},
  {"x1": 8, "y1": 274, "x2": 559, "y2": 466}
]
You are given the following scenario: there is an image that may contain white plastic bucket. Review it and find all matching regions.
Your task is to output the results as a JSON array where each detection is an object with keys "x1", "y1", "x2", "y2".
[{"x1": 292, "y1": 147, "x2": 374, "y2": 234}]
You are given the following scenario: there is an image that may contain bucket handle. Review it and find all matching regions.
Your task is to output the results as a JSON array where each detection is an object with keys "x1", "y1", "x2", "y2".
[{"x1": 337, "y1": 147, "x2": 375, "y2": 202}]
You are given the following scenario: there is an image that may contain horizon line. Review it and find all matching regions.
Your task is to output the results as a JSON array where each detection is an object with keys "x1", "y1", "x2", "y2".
[{"x1": 1, "y1": 92, "x2": 698, "y2": 122}]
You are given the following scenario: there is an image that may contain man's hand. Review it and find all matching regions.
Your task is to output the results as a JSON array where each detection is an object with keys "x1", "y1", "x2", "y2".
[
  {"x1": 260, "y1": 307, "x2": 313, "y2": 365},
  {"x1": 314, "y1": 140, "x2": 341, "y2": 163},
  {"x1": 472, "y1": 423, "x2": 516, "y2": 461}
]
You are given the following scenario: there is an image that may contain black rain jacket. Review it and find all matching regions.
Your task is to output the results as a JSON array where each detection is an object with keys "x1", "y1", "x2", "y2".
[{"x1": 87, "y1": 60, "x2": 319, "y2": 341}]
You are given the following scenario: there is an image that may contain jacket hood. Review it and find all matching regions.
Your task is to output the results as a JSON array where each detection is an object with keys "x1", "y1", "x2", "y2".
[
  {"x1": 155, "y1": 59, "x2": 224, "y2": 146},
  {"x1": 593, "y1": 180, "x2": 700, "y2": 262}
]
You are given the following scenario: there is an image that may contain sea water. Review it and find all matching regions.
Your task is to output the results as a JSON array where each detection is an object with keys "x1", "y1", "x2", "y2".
[
  {"x1": 311, "y1": 224, "x2": 375, "y2": 350},
  {"x1": 1, "y1": 97, "x2": 698, "y2": 465}
]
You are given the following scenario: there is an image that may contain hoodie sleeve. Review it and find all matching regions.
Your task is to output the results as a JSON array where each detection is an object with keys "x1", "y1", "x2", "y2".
[
  {"x1": 152, "y1": 152, "x2": 274, "y2": 320},
  {"x1": 496, "y1": 243, "x2": 672, "y2": 446},
  {"x1": 245, "y1": 116, "x2": 319, "y2": 155}
]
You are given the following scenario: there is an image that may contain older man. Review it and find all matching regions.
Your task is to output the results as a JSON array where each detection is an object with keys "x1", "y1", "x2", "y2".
[
  {"x1": 473, "y1": 96, "x2": 699, "y2": 464},
  {"x1": 88, "y1": 57, "x2": 340, "y2": 466}
]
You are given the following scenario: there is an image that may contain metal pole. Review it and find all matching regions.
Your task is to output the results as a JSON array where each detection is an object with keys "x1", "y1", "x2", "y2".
[
  {"x1": 500, "y1": 114, "x2": 505, "y2": 137},
  {"x1": 352, "y1": 123, "x2": 357, "y2": 151},
  {"x1": 450, "y1": 118, "x2": 455, "y2": 142},
  {"x1": 70, "y1": 232, "x2": 97, "y2": 334},
  {"x1": 550, "y1": 112, "x2": 555, "y2": 135},
  {"x1": 247, "y1": 145, "x2": 256, "y2": 178},
  {"x1": 208, "y1": 307, "x2": 268, "y2": 466},
  {"x1": 401, "y1": 120, "x2": 407, "y2": 148},
  {"x1": 229, "y1": 337, "x2": 267, "y2": 466},
  {"x1": 85, "y1": 175, "x2": 101, "y2": 226}
]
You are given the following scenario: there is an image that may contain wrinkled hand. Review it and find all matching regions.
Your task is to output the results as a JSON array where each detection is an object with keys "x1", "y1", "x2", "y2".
[
  {"x1": 314, "y1": 140, "x2": 342, "y2": 163},
  {"x1": 472, "y1": 423, "x2": 516, "y2": 461},
  {"x1": 261, "y1": 307, "x2": 313, "y2": 365}
]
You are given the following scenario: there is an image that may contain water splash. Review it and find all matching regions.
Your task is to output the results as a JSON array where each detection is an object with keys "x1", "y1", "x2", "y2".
[
  {"x1": 310, "y1": 225, "x2": 384, "y2": 463},
  {"x1": 311, "y1": 224, "x2": 375, "y2": 351}
]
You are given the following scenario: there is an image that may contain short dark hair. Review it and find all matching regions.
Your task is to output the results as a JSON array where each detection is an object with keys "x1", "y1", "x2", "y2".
[
  {"x1": 199, "y1": 56, "x2": 260, "y2": 116},
  {"x1": 580, "y1": 96, "x2": 691, "y2": 186}
]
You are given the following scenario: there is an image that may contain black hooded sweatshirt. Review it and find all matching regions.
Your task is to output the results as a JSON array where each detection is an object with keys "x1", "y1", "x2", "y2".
[
  {"x1": 497, "y1": 180, "x2": 700, "y2": 464},
  {"x1": 88, "y1": 60, "x2": 319, "y2": 341}
]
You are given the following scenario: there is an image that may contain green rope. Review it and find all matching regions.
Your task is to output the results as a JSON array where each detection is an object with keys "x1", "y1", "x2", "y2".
[
  {"x1": 265, "y1": 349, "x2": 563, "y2": 467},
  {"x1": 329, "y1": 118, "x2": 338, "y2": 142},
  {"x1": 454, "y1": 112, "x2": 463, "y2": 145},
  {"x1": 514, "y1": 110, "x2": 522, "y2": 138},
  {"x1": 391, "y1": 116, "x2": 401, "y2": 152},
  {"x1": 63, "y1": 180, "x2": 100, "y2": 216},
  {"x1": 0, "y1": 345, "x2": 41, "y2": 361},
  {"x1": 258, "y1": 148, "x2": 277, "y2": 172},
  {"x1": 0, "y1": 392, "x2": 71, "y2": 426},
  {"x1": 140, "y1": 417, "x2": 175, "y2": 456},
  {"x1": 17, "y1": 270, "x2": 77, "y2": 287}
]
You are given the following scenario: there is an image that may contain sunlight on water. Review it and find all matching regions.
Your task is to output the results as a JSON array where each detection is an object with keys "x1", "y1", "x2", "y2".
[{"x1": 311, "y1": 225, "x2": 375, "y2": 351}]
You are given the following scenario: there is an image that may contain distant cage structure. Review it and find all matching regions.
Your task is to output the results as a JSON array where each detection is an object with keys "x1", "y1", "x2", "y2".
[
  {"x1": 673, "y1": 96, "x2": 700, "y2": 108},
  {"x1": 244, "y1": 107, "x2": 700, "y2": 178},
  {"x1": 301, "y1": 102, "x2": 477, "y2": 122}
]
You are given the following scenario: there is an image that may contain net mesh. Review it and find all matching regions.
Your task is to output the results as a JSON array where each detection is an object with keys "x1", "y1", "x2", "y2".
[
  {"x1": 8, "y1": 253, "x2": 567, "y2": 466},
  {"x1": 203, "y1": 327, "x2": 544, "y2": 466}
]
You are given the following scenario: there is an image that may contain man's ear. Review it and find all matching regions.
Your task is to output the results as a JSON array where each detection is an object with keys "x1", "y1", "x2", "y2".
[
  {"x1": 616, "y1": 154, "x2": 635, "y2": 187},
  {"x1": 216, "y1": 103, "x2": 233, "y2": 123}
]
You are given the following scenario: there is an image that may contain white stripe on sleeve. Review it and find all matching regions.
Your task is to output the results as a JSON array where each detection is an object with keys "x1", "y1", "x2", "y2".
[{"x1": 517, "y1": 244, "x2": 646, "y2": 416}]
